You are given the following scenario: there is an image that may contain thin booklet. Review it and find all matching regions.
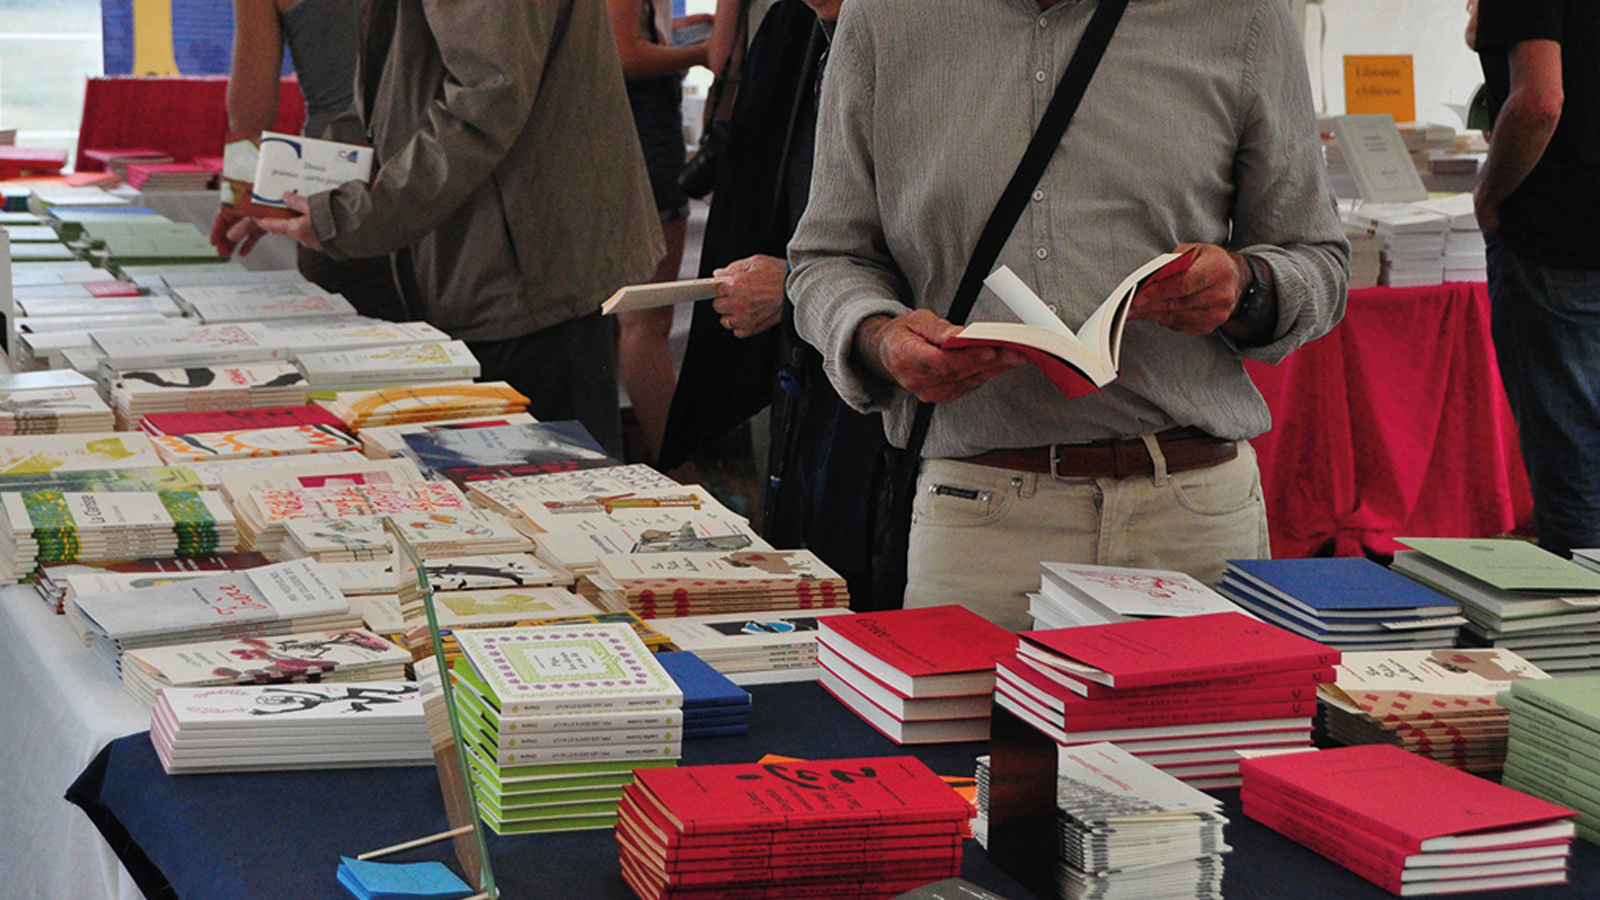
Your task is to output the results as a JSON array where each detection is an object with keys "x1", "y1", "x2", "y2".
[
  {"x1": 601, "y1": 278, "x2": 719, "y2": 315},
  {"x1": 942, "y1": 248, "x2": 1197, "y2": 398}
]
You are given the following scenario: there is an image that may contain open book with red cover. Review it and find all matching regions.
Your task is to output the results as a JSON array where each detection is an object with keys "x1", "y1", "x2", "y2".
[{"x1": 941, "y1": 248, "x2": 1198, "y2": 398}]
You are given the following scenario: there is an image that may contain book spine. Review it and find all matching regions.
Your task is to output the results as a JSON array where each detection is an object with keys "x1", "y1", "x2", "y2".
[
  {"x1": 499, "y1": 727, "x2": 679, "y2": 749},
  {"x1": 1513, "y1": 690, "x2": 1600, "y2": 736},
  {"x1": 1238, "y1": 759, "x2": 1420, "y2": 850},
  {"x1": 1241, "y1": 790, "x2": 1406, "y2": 893},
  {"x1": 500, "y1": 693, "x2": 681, "y2": 717},
  {"x1": 1506, "y1": 703, "x2": 1600, "y2": 758}
]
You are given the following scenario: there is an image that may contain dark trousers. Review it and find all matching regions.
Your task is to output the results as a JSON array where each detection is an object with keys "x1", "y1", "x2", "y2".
[
  {"x1": 296, "y1": 246, "x2": 410, "y2": 323},
  {"x1": 467, "y1": 313, "x2": 624, "y2": 460}
]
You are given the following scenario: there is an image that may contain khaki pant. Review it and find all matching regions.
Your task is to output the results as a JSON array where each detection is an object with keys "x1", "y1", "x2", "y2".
[{"x1": 905, "y1": 441, "x2": 1269, "y2": 631}]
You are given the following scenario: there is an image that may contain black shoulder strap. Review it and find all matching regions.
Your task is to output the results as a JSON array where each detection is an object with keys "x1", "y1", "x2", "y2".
[{"x1": 902, "y1": 0, "x2": 1129, "y2": 452}]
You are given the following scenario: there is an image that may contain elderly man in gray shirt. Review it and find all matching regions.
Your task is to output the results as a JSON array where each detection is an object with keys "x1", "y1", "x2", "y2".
[{"x1": 788, "y1": 0, "x2": 1349, "y2": 630}]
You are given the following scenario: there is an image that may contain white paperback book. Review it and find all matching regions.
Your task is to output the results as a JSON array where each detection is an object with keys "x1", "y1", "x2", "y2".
[
  {"x1": 252, "y1": 131, "x2": 375, "y2": 214},
  {"x1": 1039, "y1": 562, "x2": 1243, "y2": 625},
  {"x1": 172, "y1": 281, "x2": 358, "y2": 323}
]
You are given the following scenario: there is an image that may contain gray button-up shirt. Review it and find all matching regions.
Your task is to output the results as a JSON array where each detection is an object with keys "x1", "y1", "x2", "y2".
[{"x1": 788, "y1": 0, "x2": 1349, "y2": 458}]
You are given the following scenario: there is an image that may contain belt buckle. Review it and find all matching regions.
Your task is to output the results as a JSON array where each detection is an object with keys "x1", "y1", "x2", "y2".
[{"x1": 1048, "y1": 444, "x2": 1063, "y2": 480}]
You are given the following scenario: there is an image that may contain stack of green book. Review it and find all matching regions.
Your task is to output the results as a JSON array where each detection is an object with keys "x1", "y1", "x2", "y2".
[
  {"x1": 1500, "y1": 677, "x2": 1600, "y2": 844},
  {"x1": 77, "y1": 219, "x2": 220, "y2": 267},
  {"x1": 450, "y1": 623, "x2": 682, "y2": 834},
  {"x1": 0, "y1": 489, "x2": 237, "y2": 583}
]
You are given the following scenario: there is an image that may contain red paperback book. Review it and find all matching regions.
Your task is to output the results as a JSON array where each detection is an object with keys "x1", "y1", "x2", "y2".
[
  {"x1": 995, "y1": 678, "x2": 1316, "y2": 733},
  {"x1": 629, "y1": 756, "x2": 972, "y2": 837},
  {"x1": 816, "y1": 605, "x2": 1015, "y2": 698},
  {"x1": 617, "y1": 789, "x2": 959, "y2": 850},
  {"x1": 993, "y1": 687, "x2": 1311, "y2": 748},
  {"x1": 0, "y1": 148, "x2": 69, "y2": 179},
  {"x1": 1240, "y1": 744, "x2": 1576, "y2": 853},
  {"x1": 140, "y1": 406, "x2": 346, "y2": 437},
  {"x1": 1018, "y1": 610, "x2": 1339, "y2": 689},
  {"x1": 1014, "y1": 652, "x2": 1336, "y2": 700},
  {"x1": 996, "y1": 653, "x2": 1320, "y2": 714}
]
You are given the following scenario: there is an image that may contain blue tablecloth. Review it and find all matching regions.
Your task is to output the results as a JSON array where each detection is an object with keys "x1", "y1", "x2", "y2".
[{"x1": 67, "y1": 682, "x2": 1600, "y2": 900}]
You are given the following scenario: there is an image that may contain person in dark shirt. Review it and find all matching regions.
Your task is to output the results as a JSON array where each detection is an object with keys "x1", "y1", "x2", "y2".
[{"x1": 1474, "y1": 0, "x2": 1600, "y2": 556}]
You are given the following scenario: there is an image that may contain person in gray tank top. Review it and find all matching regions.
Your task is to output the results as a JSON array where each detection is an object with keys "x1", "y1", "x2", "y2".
[{"x1": 210, "y1": 0, "x2": 409, "y2": 322}]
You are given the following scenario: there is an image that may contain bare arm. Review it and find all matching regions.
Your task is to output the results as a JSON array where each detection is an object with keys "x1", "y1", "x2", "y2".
[
  {"x1": 224, "y1": 0, "x2": 285, "y2": 143},
  {"x1": 1475, "y1": 39, "x2": 1563, "y2": 233},
  {"x1": 606, "y1": 0, "x2": 709, "y2": 80}
]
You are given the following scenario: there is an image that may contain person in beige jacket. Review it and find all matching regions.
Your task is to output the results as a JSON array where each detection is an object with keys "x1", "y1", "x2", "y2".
[{"x1": 240, "y1": 0, "x2": 664, "y2": 455}]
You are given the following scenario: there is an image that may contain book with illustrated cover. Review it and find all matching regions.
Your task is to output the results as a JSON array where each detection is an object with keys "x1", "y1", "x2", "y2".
[
  {"x1": 454, "y1": 623, "x2": 681, "y2": 717},
  {"x1": 121, "y1": 627, "x2": 409, "y2": 706},
  {"x1": 424, "y1": 587, "x2": 599, "y2": 629},
  {"x1": 432, "y1": 459, "x2": 620, "y2": 488},
  {"x1": 531, "y1": 517, "x2": 768, "y2": 575},
  {"x1": 0, "y1": 465, "x2": 204, "y2": 494},
  {"x1": 297, "y1": 340, "x2": 481, "y2": 392},
  {"x1": 212, "y1": 456, "x2": 420, "y2": 503},
  {"x1": 248, "y1": 131, "x2": 375, "y2": 216},
  {"x1": 279, "y1": 509, "x2": 532, "y2": 562},
  {"x1": 0, "y1": 386, "x2": 114, "y2": 434},
  {"x1": 94, "y1": 323, "x2": 286, "y2": 369},
  {"x1": 139, "y1": 405, "x2": 348, "y2": 437},
  {"x1": 170, "y1": 280, "x2": 358, "y2": 323},
  {"x1": 0, "y1": 488, "x2": 236, "y2": 580},
  {"x1": 1034, "y1": 561, "x2": 1242, "y2": 628},
  {"x1": 150, "y1": 423, "x2": 361, "y2": 463},
  {"x1": 34, "y1": 550, "x2": 270, "y2": 612},
  {"x1": 318, "y1": 381, "x2": 530, "y2": 429},
  {"x1": 0, "y1": 432, "x2": 161, "y2": 475},
  {"x1": 941, "y1": 250, "x2": 1197, "y2": 398},
  {"x1": 355, "y1": 412, "x2": 538, "y2": 459},
  {"x1": 465, "y1": 462, "x2": 675, "y2": 515},
  {"x1": 403, "y1": 420, "x2": 609, "y2": 474}
]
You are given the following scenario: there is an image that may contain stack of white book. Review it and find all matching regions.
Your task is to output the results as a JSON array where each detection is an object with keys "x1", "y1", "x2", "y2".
[
  {"x1": 1344, "y1": 203, "x2": 1449, "y2": 287},
  {"x1": 0, "y1": 489, "x2": 237, "y2": 584},
  {"x1": 356, "y1": 413, "x2": 538, "y2": 459},
  {"x1": 650, "y1": 607, "x2": 853, "y2": 684},
  {"x1": 1029, "y1": 561, "x2": 1242, "y2": 630},
  {"x1": 93, "y1": 322, "x2": 288, "y2": 370},
  {"x1": 70, "y1": 558, "x2": 361, "y2": 670},
  {"x1": 109, "y1": 361, "x2": 309, "y2": 429},
  {"x1": 208, "y1": 455, "x2": 423, "y2": 506},
  {"x1": 452, "y1": 624, "x2": 683, "y2": 834},
  {"x1": 168, "y1": 280, "x2": 358, "y2": 323},
  {"x1": 297, "y1": 341, "x2": 481, "y2": 393},
  {"x1": 149, "y1": 423, "x2": 362, "y2": 465},
  {"x1": 1053, "y1": 742, "x2": 1230, "y2": 900},
  {"x1": 278, "y1": 509, "x2": 534, "y2": 562},
  {"x1": 1392, "y1": 537, "x2": 1600, "y2": 676},
  {"x1": 465, "y1": 463, "x2": 676, "y2": 517},
  {"x1": 233, "y1": 481, "x2": 473, "y2": 557},
  {"x1": 14, "y1": 290, "x2": 176, "y2": 321},
  {"x1": 0, "y1": 431, "x2": 162, "y2": 475},
  {"x1": 0, "y1": 371, "x2": 115, "y2": 434},
  {"x1": 265, "y1": 319, "x2": 453, "y2": 359},
  {"x1": 121, "y1": 627, "x2": 411, "y2": 707},
  {"x1": 588, "y1": 548, "x2": 848, "y2": 620},
  {"x1": 16, "y1": 319, "x2": 194, "y2": 373},
  {"x1": 317, "y1": 382, "x2": 530, "y2": 430},
  {"x1": 1417, "y1": 193, "x2": 1487, "y2": 282},
  {"x1": 151, "y1": 682, "x2": 431, "y2": 774}
]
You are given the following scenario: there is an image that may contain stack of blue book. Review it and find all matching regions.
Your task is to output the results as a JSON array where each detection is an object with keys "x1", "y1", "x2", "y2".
[
  {"x1": 1216, "y1": 557, "x2": 1465, "y2": 651},
  {"x1": 655, "y1": 650, "x2": 752, "y2": 738}
]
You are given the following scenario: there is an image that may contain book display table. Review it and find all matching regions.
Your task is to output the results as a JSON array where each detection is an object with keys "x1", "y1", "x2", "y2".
[
  {"x1": 1247, "y1": 281, "x2": 1533, "y2": 560},
  {"x1": 61, "y1": 678, "x2": 1600, "y2": 900}
]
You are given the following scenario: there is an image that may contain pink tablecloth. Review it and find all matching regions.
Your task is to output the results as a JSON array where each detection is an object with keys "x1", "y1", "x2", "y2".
[
  {"x1": 75, "y1": 76, "x2": 305, "y2": 167},
  {"x1": 1246, "y1": 282, "x2": 1534, "y2": 560}
]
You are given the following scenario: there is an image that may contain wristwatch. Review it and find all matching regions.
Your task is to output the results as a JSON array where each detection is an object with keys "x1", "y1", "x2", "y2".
[{"x1": 1229, "y1": 254, "x2": 1271, "y2": 324}]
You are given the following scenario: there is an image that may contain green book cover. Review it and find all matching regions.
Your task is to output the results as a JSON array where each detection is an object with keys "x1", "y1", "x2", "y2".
[
  {"x1": 1398, "y1": 538, "x2": 1600, "y2": 593},
  {"x1": 454, "y1": 623, "x2": 682, "y2": 716},
  {"x1": 1508, "y1": 676, "x2": 1600, "y2": 734},
  {"x1": 79, "y1": 220, "x2": 218, "y2": 262}
]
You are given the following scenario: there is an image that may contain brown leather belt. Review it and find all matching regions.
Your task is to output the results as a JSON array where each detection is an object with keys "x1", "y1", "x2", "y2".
[{"x1": 954, "y1": 427, "x2": 1237, "y2": 480}]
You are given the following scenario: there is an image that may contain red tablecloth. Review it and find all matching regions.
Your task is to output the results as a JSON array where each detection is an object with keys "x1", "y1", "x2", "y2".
[
  {"x1": 1246, "y1": 282, "x2": 1534, "y2": 560},
  {"x1": 74, "y1": 76, "x2": 305, "y2": 168}
]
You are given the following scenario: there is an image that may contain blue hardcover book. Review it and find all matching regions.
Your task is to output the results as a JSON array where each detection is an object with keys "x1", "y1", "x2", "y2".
[
  {"x1": 336, "y1": 857, "x2": 473, "y2": 900},
  {"x1": 655, "y1": 650, "x2": 752, "y2": 710},
  {"x1": 684, "y1": 705, "x2": 753, "y2": 728},
  {"x1": 684, "y1": 721, "x2": 751, "y2": 739},
  {"x1": 1222, "y1": 558, "x2": 1462, "y2": 621}
]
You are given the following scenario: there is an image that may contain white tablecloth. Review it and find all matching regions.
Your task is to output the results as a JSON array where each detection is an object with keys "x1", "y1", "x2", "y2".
[
  {"x1": 0, "y1": 586, "x2": 149, "y2": 900},
  {"x1": 125, "y1": 188, "x2": 299, "y2": 272}
]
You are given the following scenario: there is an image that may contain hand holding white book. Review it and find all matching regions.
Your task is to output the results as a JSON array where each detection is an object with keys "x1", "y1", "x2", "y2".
[{"x1": 941, "y1": 248, "x2": 1197, "y2": 397}]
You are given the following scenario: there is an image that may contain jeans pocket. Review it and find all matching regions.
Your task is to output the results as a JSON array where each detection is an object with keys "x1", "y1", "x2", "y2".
[
  {"x1": 1537, "y1": 266, "x2": 1600, "y2": 316},
  {"x1": 1167, "y1": 449, "x2": 1261, "y2": 517},
  {"x1": 912, "y1": 463, "x2": 1015, "y2": 528}
]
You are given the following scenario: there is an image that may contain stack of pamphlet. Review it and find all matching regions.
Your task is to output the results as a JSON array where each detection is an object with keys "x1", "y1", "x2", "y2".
[
  {"x1": 318, "y1": 382, "x2": 530, "y2": 430},
  {"x1": 402, "y1": 419, "x2": 614, "y2": 483},
  {"x1": 1417, "y1": 193, "x2": 1487, "y2": 282},
  {"x1": 650, "y1": 607, "x2": 853, "y2": 685},
  {"x1": 233, "y1": 481, "x2": 472, "y2": 557},
  {"x1": 817, "y1": 605, "x2": 1015, "y2": 744},
  {"x1": 123, "y1": 162, "x2": 214, "y2": 192},
  {"x1": 121, "y1": 627, "x2": 410, "y2": 706},
  {"x1": 452, "y1": 624, "x2": 684, "y2": 834},
  {"x1": 355, "y1": 412, "x2": 538, "y2": 459},
  {"x1": 70, "y1": 558, "x2": 360, "y2": 669},
  {"x1": 1052, "y1": 742, "x2": 1229, "y2": 900},
  {"x1": 1217, "y1": 557, "x2": 1465, "y2": 651},
  {"x1": 616, "y1": 756, "x2": 970, "y2": 899},
  {"x1": 1343, "y1": 204, "x2": 1448, "y2": 287},
  {"x1": 1241, "y1": 744, "x2": 1575, "y2": 895},
  {"x1": 151, "y1": 681, "x2": 431, "y2": 773},
  {"x1": 35, "y1": 549, "x2": 267, "y2": 613},
  {"x1": 279, "y1": 509, "x2": 534, "y2": 563},
  {"x1": 110, "y1": 361, "x2": 310, "y2": 429},
  {"x1": 168, "y1": 280, "x2": 358, "y2": 323},
  {"x1": 1319, "y1": 648, "x2": 1548, "y2": 772},
  {"x1": 0, "y1": 370, "x2": 115, "y2": 433},
  {"x1": 1392, "y1": 537, "x2": 1600, "y2": 676},
  {"x1": 998, "y1": 612, "x2": 1338, "y2": 787},
  {"x1": 0, "y1": 431, "x2": 162, "y2": 475},
  {"x1": 1500, "y1": 676, "x2": 1600, "y2": 844},
  {"x1": 0, "y1": 488, "x2": 236, "y2": 583},
  {"x1": 653, "y1": 651, "x2": 751, "y2": 737},
  {"x1": 1030, "y1": 561, "x2": 1242, "y2": 629},
  {"x1": 149, "y1": 423, "x2": 361, "y2": 464},
  {"x1": 465, "y1": 462, "x2": 676, "y2": 517},
  {"x1": 589, "y1": 548, "x2": 848, "y2": 619},
  {"x1": 297, "y1": 340, "x2": 481, "y2": 393}
]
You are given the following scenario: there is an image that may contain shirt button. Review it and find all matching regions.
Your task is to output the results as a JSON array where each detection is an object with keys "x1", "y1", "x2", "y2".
[
  {"x1": 1034, "y1": 70, "x2": 1047, "y2": 83},
  {"x1": 1047, "y1": 304, "x2": 1059, "y2": 314},
  {"x1": 1031, "y1": 190, "x2": 1044, "y2": 202},
  {"x1": 1036, "y1": 247, "x2": 1049, "y2": 260},
  {"x1": 1038, "y1": 16, "x2": 1048, "y2": 27}
]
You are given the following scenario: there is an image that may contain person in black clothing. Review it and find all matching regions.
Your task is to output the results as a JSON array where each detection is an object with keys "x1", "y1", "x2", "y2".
[{"x1": 660, "y1": 0, "x2": 885, "y2": 608}]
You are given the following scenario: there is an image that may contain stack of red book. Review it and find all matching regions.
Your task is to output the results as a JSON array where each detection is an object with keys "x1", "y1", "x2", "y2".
[
  {"x1": 996, "y1": 611, "x2": 1339, "y2": 788},
  {"x1": 616, "y1": 756, "x2": 971, "y2": 900},
  {"x1": 816, "y1": 605, "x2": 1015, "y2": 744},
  {"x1": 124, "y1": 162, "x2": 214, "y2": 191},
  {"x1": 1242, "y1": 744, "x2": 1575, "y2": 895}
]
